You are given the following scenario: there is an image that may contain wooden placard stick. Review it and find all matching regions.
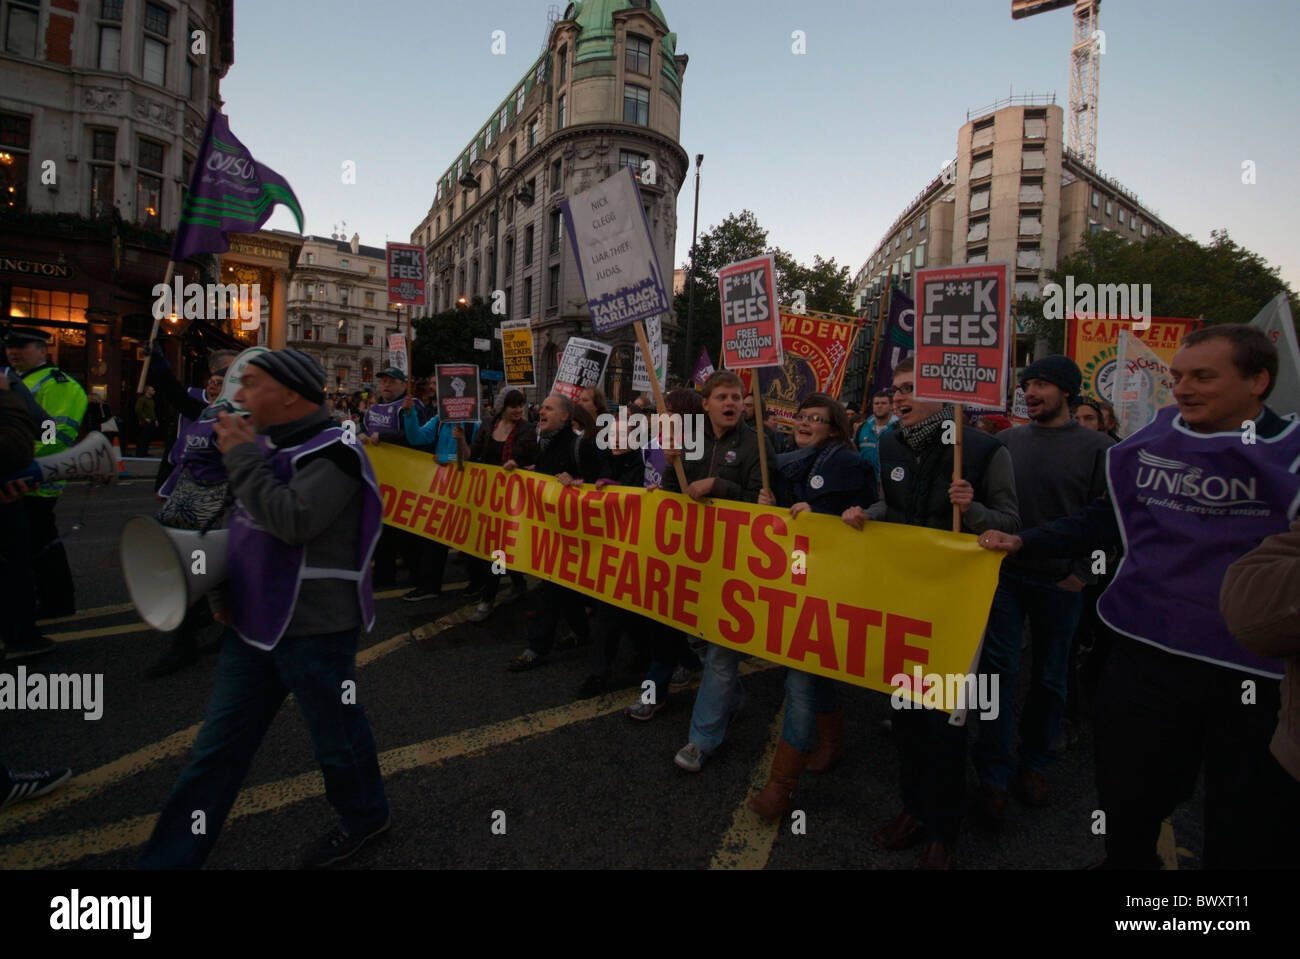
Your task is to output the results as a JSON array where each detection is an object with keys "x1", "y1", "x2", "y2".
[
  {"x1": 632, "y1": 319, "x2": 688, "y2": 491},
  {"x1": 136, "y1": 260, "x2": 177, "y2": 393},
  {"x1": 951, "y1": 402, "x2": 964, "y2": 533}
]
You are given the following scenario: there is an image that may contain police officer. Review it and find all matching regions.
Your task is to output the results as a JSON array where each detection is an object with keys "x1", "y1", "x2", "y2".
[{"x1": 3, "y1": 326, "x2": 87, "y2": 619}]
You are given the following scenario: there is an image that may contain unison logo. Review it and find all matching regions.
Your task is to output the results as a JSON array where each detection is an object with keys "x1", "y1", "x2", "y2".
[
  {"x1": 1135, "y1": 450, "x2": 1262, "y2": 507},
  {"x1": 152, "y1": 277, "x2": 261, "y2": 331}
]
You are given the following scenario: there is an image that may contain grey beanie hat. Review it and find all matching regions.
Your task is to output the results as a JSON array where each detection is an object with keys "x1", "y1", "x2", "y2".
[{"x1": 248, "y1": 349, "x2": 326, "y2": 404}]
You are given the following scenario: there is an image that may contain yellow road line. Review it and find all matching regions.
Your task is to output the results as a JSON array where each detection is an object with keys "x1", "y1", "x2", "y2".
[
  {"x1": 50, "y1": 623, "x2": 151, "y2": 642},
  {"x1": 1157, "y1": 819, "x2": 1178, "y2": 870},
  {"x1": 0, "y1": 615, "x2": 467, "y2": 837},
  {"x1": 37, "y1": 603, "x2": 134, "y2": 625},
  {"x1": 708, "y1": 706, "x2": 784, "y2": 870}
]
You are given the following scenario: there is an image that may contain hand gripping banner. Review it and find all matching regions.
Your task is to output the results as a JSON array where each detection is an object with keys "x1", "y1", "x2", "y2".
[{"x1": 366, "y1": 444, "x2": 1004, "y2": 705}]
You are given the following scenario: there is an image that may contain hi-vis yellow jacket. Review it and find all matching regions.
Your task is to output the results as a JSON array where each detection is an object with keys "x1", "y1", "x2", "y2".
[{"x1": 22, "y1": 362, "x2": 87, "y2": 498}]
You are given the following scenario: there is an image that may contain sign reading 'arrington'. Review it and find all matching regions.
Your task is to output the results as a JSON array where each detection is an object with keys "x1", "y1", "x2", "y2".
[
  {"x1": 913, "y1": 263, "x2": 1011, "y2": 408},
  {"x1": 562, "y1": 166, "x2": 669, "y2": 334}
]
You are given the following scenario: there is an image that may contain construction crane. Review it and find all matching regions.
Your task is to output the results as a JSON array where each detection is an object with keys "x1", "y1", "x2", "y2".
[{"x1": 1013, "y1": 0, "x2": 1102, "y2": 167}]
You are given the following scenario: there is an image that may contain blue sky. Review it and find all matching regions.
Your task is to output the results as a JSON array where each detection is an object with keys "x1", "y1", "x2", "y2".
[{"x1": 223, "y1": 0, "x2": 1300, "y2": 290}]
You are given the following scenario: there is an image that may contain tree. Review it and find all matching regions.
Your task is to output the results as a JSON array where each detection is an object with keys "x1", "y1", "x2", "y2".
[
  {"x1": 673, "y1": 210, "x2": 856, "y2": 379},
  {"x1": 410, "y1": 297, "x2": 496, "y2": 378},
  {"x1": 1020, "y1": 228, "x2": 1297, "y2": 352}
]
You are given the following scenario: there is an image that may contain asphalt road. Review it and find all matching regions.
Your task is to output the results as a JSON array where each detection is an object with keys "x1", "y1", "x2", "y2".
[{"x1": 0, "y1": 469, "x2": 1206, "y2": 870}]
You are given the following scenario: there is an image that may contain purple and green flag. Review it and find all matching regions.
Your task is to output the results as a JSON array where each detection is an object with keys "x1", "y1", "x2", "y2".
[
  {"x1": 171, "y1": 109, "x2": 304, "y2": 262},
  {"x1": 870, "y1": 287, "x2": 915, "y2": 394}
]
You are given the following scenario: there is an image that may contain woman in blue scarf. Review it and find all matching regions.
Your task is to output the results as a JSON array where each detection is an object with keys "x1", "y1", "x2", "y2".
[{"x1": 750, "y1": 392, "x2": 876, "y2": 819}]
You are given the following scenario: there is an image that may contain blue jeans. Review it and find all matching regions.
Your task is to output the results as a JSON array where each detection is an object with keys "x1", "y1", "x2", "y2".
[
  {"x1": 782, "y1": 670, "x2": 838, "y2": 752},
  {"x1": 973, "y1": 570, "x2": 1085, "y2": 789},
  {"x1": 687, "y1": 644, "x2": 747, "y2": 754},
  {"x1": 139, "y1": 627, "x2": 389, "y2": 869}
]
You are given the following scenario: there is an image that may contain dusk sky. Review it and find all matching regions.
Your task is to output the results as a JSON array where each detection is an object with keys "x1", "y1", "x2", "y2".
[{"x1": 222, "y1": 0, "x2": 1300, "y2": 290}]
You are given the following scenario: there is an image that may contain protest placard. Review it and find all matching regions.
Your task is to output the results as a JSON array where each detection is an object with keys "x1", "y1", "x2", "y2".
[
  {"x1": 387, "y1": 333, "x2": 408, "y2": 375},
  {"x1": 913, "y1": 263, "x2": 1011, "y2": 407},
  {"x1": 367, "y1": 444, "x2": 1004, "y2": 705},
  {"x1": 718, "y1": 255, "x2": 782, "y2": 369},
  {"x1": 436, "y1": 363, "x2": 481, "y2": 423},
  {"x1": 632, "y1": 313, "x2": 668, "y2": 391},
  {"x1": 1067, "y1": 316, "x2": 1201, "y2": 404},
  {"x1": 561, "y1": 167, "x2": 669, "y2": 334},
  {"x1": 386, "y1": 243, "x2": 426, "y2": 306},
  {"x1": 501, "y1": 319, "x2": 535, "y2": 388},
  {"x1": 552, "y1": 337, "x2": 612, "y2": 400}
]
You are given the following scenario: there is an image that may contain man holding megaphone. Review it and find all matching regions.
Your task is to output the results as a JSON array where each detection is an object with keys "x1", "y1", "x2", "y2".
[{"x1": 139, "y1": 349, "x2": 390, "y2": 870}]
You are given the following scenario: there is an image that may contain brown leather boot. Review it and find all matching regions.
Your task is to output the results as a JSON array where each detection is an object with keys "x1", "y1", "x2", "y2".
[
  {"x1": 805, "y1": 711, "x2": 845, "y2": 774},
  {"x1": 748, "y1": 739, "x2": 809, "y2": 820}
]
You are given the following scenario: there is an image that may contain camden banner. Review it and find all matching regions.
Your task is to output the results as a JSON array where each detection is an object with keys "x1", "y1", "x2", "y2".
[
  {"x1": 367, "y1": 444, "x2": 1004, "y2": 705},
  {"x1": 739, "y1": 310, "x2": 863, "y2": 429},
  {"x1": 1066, "y1": 316, "x2": 1201, "y2": 404}
]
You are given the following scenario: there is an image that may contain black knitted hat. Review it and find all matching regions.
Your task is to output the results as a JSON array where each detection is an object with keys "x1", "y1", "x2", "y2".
[
  {"x1": 1019, "y1": 354, "x2": 1082, "y2": 399},
  {"x1": 248, "y1": 349, "x2": 325, "y2": 404}
]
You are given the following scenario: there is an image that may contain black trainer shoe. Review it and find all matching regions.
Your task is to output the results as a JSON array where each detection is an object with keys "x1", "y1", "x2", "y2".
[
  {"x1": 300, "y1": 816, "x2": 391, "y2": 869},
  {"x1": 2, "y1": 767, "x2": 72, "y2": 808},
  {"x1": 401, "y1": 587, "x2": 441, "y2": 603},
  {"x1": 145, "y1": 644, "x2": 198, "y2": 678}
]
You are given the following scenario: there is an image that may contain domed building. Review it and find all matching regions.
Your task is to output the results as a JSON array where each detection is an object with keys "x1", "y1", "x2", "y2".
[{"x1": 410, "y1": 0, "x2": 688, "y2": 403}]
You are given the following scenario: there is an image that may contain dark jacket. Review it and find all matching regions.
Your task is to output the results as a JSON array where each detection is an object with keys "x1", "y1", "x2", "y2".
[
  {"x1": 469, "y1": 413, "x2": 539, "y2": 468},
  {"x1": 533, "y1": 422, "x2": 601, "y2": 479},
  {"x1": 875, "y1": 425, "x2": 1019, "y2": 533},
  {"x1": 663, "y1": 421, "x2": 773, "y2": 503},
  {"x1": 1220, "y1": 519, "x2": 1300, "y2": 782},
  {"x1": 773, "y1": 443, "x2": 876, "y2": 516}
]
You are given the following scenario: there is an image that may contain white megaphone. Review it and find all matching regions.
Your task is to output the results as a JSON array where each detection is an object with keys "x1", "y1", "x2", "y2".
[
  {"x1": 120, "y1": 515, "x2": 228, "y2": 631},
  {"x1": 2, "y1": 431, "x2": 117, "y2": 486},
  {"x1": 198, "y1": 345, "x2": 269, "y2": 422}
]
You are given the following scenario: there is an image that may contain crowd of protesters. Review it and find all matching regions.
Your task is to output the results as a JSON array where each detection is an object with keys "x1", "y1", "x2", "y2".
[{"x1": 5, "y1": 321, "x2": 1296, "y2": 875}]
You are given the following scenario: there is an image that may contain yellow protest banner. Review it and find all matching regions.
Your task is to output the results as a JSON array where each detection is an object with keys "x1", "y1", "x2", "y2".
[{"x1": 366, "y1": 444, "x2": 1004, "y2": 706}]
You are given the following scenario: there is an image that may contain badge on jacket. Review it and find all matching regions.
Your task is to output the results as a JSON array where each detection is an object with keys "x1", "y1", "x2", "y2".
[
  {"x1": 724, "y1": 450, "x2": 738, "y2": 465},
  {"x1": 890, "y1": 466, "x2": 905, "y2": 482},
  {"x1": 810, "y1": 474, "x2": 824, "y2": 490}
]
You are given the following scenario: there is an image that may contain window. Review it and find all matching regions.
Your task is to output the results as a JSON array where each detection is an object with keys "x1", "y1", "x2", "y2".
[
  {"x1": 89, "y1": 128, "x2": 116, "y2": 217},
  {"x1": 914, "y1": 241, "x2": 926, "y2": 268},
  {"x1": 523, "y1": 276, "x2": 533, "y2": 317},
  {"x1": 142, "y1": 2, "x2": 170, "y2": 87},
  {"x1": 967, "y1": 247, "x2": 988, "y2": 264},
  {"x1": 626, "y1": 35, "x2": 651, "y2": 75},
  {"x1": 364, "y1": 291, "x2": 375, "y2": 307},
  {"x1": 305, "y1": 252, "x2": 315, "y2": 265},
  {"x1": 1141, "y1": 223, "x2": 1149, "y2": 238},
  {"x1": 485, "y1": 123, "x2": 495, "y2": 149},
  {"x1": 969, "y1": 152, "x2": 993, "y2": 180},
  {"x1": 8, "y1": 288, "x2": 89, "y2": 323},
  {"x1": 1091, "y1": 191, "x2": 1100, "y2": 208},
  {"x1": 1022, "y1": 145, "x2": 1046, "y2": 171},
  {"x1": 971, "y1": 117, "x2": 994, "y2": 151},
  {"x1": 966, "y1": 217, "x2": 989, "y2": 243},
  {"x1": 505, "y1": 197, "x2": 514, "y2": 225},
  {"x1": 471, "y1": 258, "x2": 479, "y2": 295},
  {"x1": 1105, "y1": 198, "x2": 1113, "y2": 216},
  {"x1": 548, "y1": 265, "x2": 560, "y2": 308},
  {"x1": 620, "y1": 149, "x2": 649, "y2": 178},
  {"x1": 0, "y1": 113, "x2": 31, "y2": 212},
  {"x1": 905, "y1": 225, "x2": 913, "y2": 241},
  {"x1": 504, "y1": 285, "x2": 512, "y2": 320},
  {"x1": 339, "y1": 288, "x2": 349, "y2": 306},
  {"x1": 509, "y1": 140, "x2": 517, "y2": 166},
  {"x1": 185, "y1": 46, "x2": 198, "y2": 100},
  {"x1": 623, "y1": 85, "x2": 650, "y2": 126},
  {"x1": 340, "y1": 258, "x2": 350, "y2": 269},
  {"x1": 302, "y1": 324, "x2": 314, "y2": 341},
  {"x1": 505, "y1": 235, "x2": 514, "y2": 277},
  {"x1": 1016, "y1": 244, "x2": 1042, "y2": 270},
  {"x1": 499, "y1": 104, "x2": 510, "y2": 131},
  {"x1": 470, "y1": 139, "x2": 479, "y2": 166},
  {"x1": 970, "y1": 186, "x2": 990, "y2": 212},
  {"x1": 4, "y1": 0, "x2": 38, "y2": 57},
  {"x1": 549, "y1": 209, "x2": 562, "y2": 255},
  {"x1": 1015, "y1": 277, "x2": 1041, "y2": 300},
  {"x1": 1019, "y1": 212, "x2": 1042, "y2": 236},
  {"x1": 524, "y1": 225, "x2": 534, "y2": 265},
  {"x1": 1024, "y1": 109, "x2": 1047, "y2": 139},
  {"x1": 363, "y1": 326, "x2": 374, "y2": 346},
  {"x1": 894, "y1": 236, "x2": 901, "y2": 250},
  {"x1": 136, "y1": 137, "x2": 165, "y2": 227},
  {"x1": 556, "y1": 93, "x2": 567, "y2": 130},
  {"x1": 99, "y1": 0, "x2": 122, "y2": 71},
  {"x1": 1019, "y1": 178, "x2": 1044, "y2": 204},
  {"x1": 527, "y1": 118, "x2": 539, "y2": 149},
  {"x1": 515, "y1": 86, "x2": 525, "y2": 116},
  {"x1": 369, "y1": 265, "x2": 377, "y2": 276},
  {"x1": 918, "y1": 212, "x2": 927, "y2": 231},
  {"x1": 557, "y1": 45, "x2": 567, "y2": 84},
  {"x1": 337, "y1": 324, "x2": 347, "y2": 344},
  {"x1": 550, "y1": 158, "x2": 562, "y2": 191}
]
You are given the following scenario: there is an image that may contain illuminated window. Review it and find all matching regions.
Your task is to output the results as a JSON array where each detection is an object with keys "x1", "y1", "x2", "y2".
[
  {"x1": 136, "y1": 137, "x2": 165, "y2": 228},
  {"x1": 0, "y1": 112, "x2": 31, "y2": 211}
]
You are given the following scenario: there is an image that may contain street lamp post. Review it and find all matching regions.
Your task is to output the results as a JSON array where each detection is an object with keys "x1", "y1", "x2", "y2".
[{"x1": 684, "y1": 153, "x2": 703, "y2": 379}]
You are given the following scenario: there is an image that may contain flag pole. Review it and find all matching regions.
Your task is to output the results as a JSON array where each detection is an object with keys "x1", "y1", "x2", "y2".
[
  {"x1": 862, "y1": 283, "x2": 892, "y2": 410},
  {"x1": 952, "y1": 402, "x2": 964, "y2": 533},
  {"x1": 634, "y1": 319, "x2": 688, "y2": 491},
  {"x1": 753, "y1": 386, "x2": 771, "y2": 496},
  {"x1": 136, "y1": 260, "x2": 177, "y2": 393}
]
